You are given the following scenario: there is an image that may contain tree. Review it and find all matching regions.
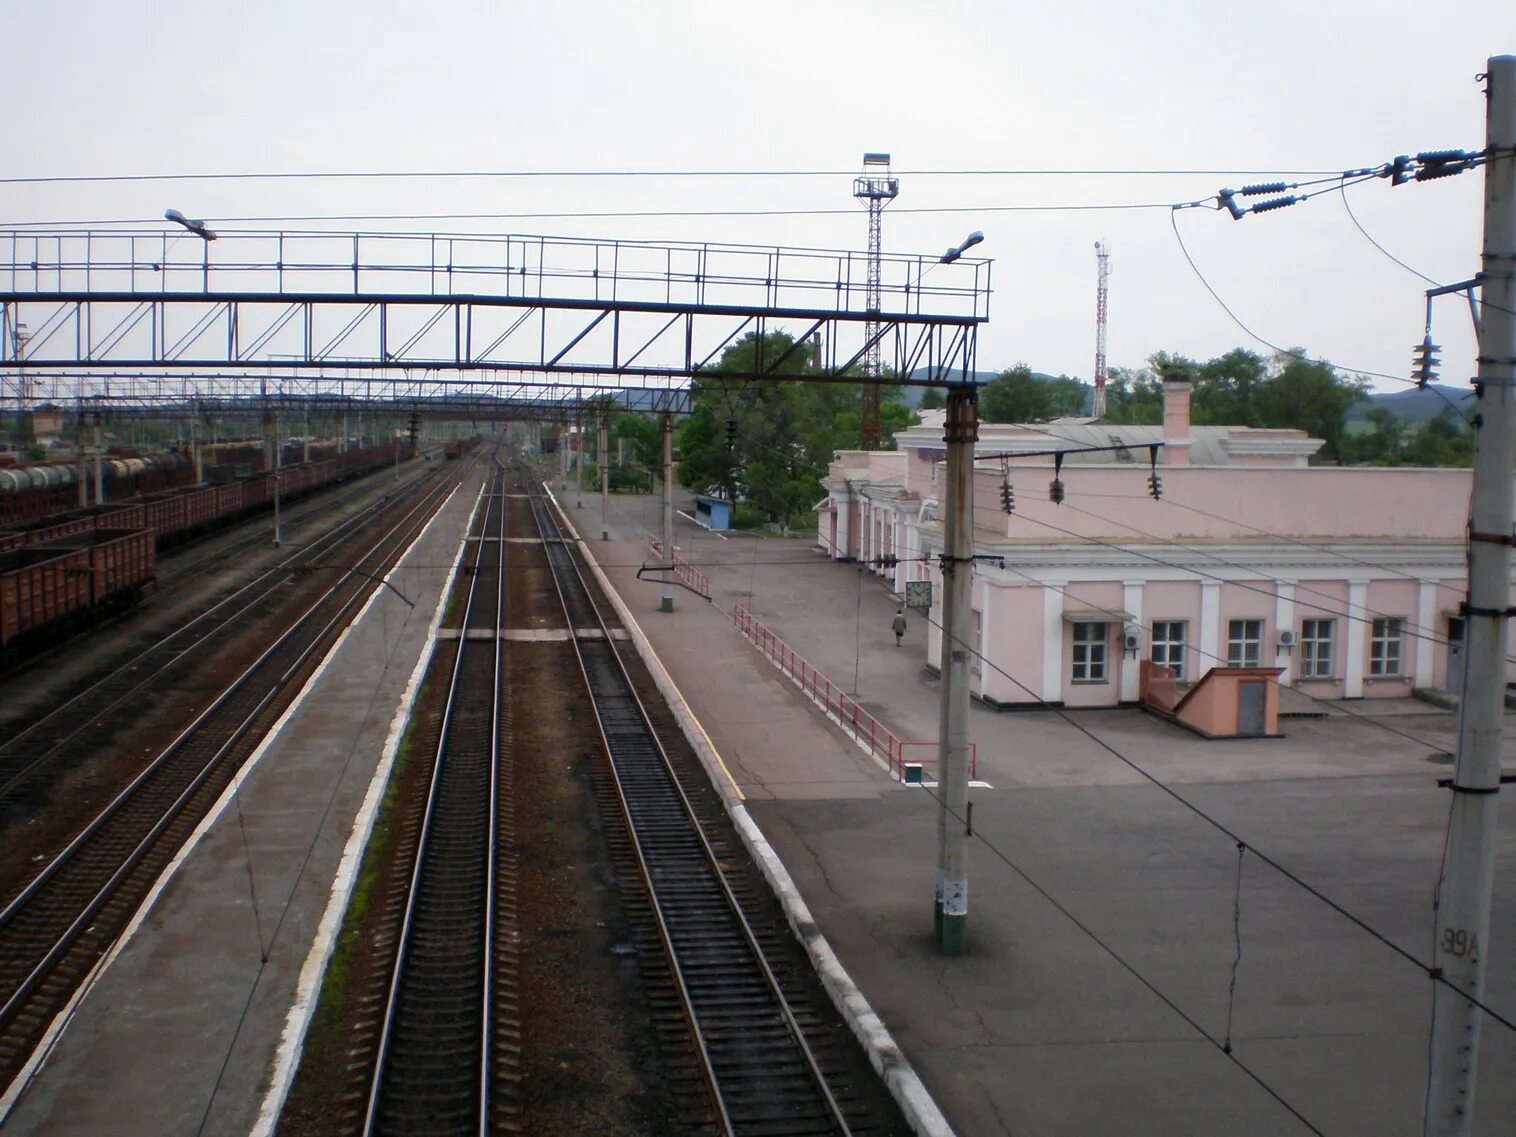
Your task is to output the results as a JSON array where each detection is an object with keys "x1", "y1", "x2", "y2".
[
  {"x1": 979, "y1": 364, "x2": 1086, "y2": 423},
  {"x1": 1101, "y1": 366, "x2": 1162, "y2": 424},
  {"x1": 674, "y1": 329, "x2": 918, "y2": 529},
  {"x1": 1254, "y1": 351, "x2": 1367, "y2": 462},
  {"x1": 1403, "y1": 408, "x2": 1473, "y2": 467},
  {"x1": 918, "y1": 387, "x2": 946, "y2": 410}
]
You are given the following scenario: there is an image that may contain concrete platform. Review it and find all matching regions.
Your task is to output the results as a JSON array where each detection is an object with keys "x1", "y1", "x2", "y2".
[
  {"x1": 561, "y1": 486, "x2": 1516, "y2": 1137},
  {"x1": 0, "y1": 474, "x2": 485, "y2": 1137}
]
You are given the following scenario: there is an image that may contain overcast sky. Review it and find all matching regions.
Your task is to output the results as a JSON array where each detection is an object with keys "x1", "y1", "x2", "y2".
[{"x1": 5, "y1": 2, "x2": 1510, "y2": 394}]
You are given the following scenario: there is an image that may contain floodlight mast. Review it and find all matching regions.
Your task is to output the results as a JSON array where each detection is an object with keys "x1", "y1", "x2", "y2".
[{"x1": 855, "y1": 153, "x2": 899, "y2": 450}]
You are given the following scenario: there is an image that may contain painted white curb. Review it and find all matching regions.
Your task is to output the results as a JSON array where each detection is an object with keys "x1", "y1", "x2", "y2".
[
  {"x1": 547, "y1": 486, "x2": 956, "y2": 1137},
  {"x1": 0, "y1": 482, "x2": 467, "y2": 1129},
  {"x1": 249, "y1": 479, "x2": 478, "y2": 1137}
]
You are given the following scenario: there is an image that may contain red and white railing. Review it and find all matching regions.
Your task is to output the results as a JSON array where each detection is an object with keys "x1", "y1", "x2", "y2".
[{"x1": 648, "y1": 536, "x2": 710, "y2": 599}]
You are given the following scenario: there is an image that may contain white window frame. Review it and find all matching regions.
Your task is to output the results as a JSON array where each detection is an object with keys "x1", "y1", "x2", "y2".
[
  {"x1": 1227, "y1": 619, "x2": 1262, "y2": 667},
  {"x1": 1300, "y1": 618, "x2": 1335, "y2": 679},
  {"x1": 1151, "y1": 620, "x2": 1187, "y2": 677},
  {"x1": 1072, "y1": 621, "x2": 1109, "y2": 683},
  {"x1": 1370, "y1": 617, "x2": 1404, "y2": 677}
]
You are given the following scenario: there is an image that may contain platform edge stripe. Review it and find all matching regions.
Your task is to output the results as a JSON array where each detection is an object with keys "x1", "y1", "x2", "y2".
[
  {"x1": 249, "y1": 477, "x2": 477, "y2": 1137},
  {"x1": 0, "y1": 479, "x2": 470, "y2": 1130},
  {"x1": 548, "y1": 482, "x2": 956, "y2": 1137}
]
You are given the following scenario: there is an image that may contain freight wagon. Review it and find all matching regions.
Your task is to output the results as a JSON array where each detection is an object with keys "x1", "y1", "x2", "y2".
[
  {"x1": 0, "y1": 528, "x2": 156, "y2": 661},
  {"x1": 0, "y1": 443, "x2": 410, "y2": 667}
]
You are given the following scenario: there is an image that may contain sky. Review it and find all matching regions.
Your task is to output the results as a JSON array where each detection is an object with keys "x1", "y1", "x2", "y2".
[{"x1": 4, "y1": 1, "x2": 1510, "y2": 395}]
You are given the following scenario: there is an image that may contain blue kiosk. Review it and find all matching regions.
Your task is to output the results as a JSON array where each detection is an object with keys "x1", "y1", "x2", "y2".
[{"x1": 693, "y1": 494, "x2": 733, "y2": 532}]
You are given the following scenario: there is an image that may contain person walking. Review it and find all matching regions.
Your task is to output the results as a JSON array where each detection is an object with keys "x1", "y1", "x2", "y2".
[{"x1": 892, "y1": 608, "x2": 908, "y2": 646}]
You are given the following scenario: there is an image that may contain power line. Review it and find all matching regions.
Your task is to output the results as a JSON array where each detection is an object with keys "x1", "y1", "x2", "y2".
[
  {"x1": 1168, "y1": 207, "x2": 1476, "y2": 422},
  {"x1": 0, "y1": 167, "x2": 1349, "y2": 187},
  {"x1": 0, "y1": 199, "x2": 1209, "y2": 231},
  {"x1": 1057, "y1": 500, "x2": 1474, "y2": 657},
  {"x1": 913, "y1": 776, "x2": 1328, "y2": 1136},
  {"x1": 908, "y1": 604, "x2": 1516, "y2": 1035},
  {"x1": 1338, "y1": 183, "x2": 1442, "y2": 287}
]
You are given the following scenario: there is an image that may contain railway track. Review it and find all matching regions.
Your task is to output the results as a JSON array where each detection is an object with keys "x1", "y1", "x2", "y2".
[
  {"x1": 0, "y1": 460, "x2": 451, "y2": 811},
  {"x1": 526, "y1": 479, "x2": 855, "y2": 1137},
  {"x1": 362, "y1": 461, "x2": 508, "y2": 1135},
  {"x1": 0, "y1": 456, "x2": 472, "y2": 1095}
]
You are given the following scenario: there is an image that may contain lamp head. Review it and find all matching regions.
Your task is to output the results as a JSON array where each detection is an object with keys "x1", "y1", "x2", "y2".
[
  {"x1": 939, "y1": 230, "x2": 986, "y2": 264},
  {"x1": 165, "y1": 208, "x2": 216, "y2": 241}
]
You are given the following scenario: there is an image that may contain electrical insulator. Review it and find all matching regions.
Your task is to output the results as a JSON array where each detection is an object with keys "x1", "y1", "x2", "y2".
[
  {"x1": 1148, "y1": 471, "x2": 1163, "y2": 500},
  {"x1": 1049, "y1": 477, "x2": 1065, "y2": 505},
  {"x1": 1239, "y1": 182, "x2": 1288, "y2": 197},
  {"x1": 1411, "y1": 337, "x2": 1441, "y2": 388},
  {"x1": 1249, "y1": 195, "x2": 1300, "y2": 214},
  {"x1": 999, "y1": 479, "x2": 1015, "y2": 514},
  {"x1": 1415, "y1": 149, "x2": 1474, "y2": 181},
  {"x1": 724, "y1": 418, "x2": 737, "y2": 450}
]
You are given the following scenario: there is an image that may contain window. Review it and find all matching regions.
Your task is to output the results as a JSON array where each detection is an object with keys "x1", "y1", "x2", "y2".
[
  {"x1": 1072, "y1": 622, "x2": 1108, "y2": 683},
  {"x1": 1227, "y1": 619, "x2": 1262, "y2": 667},
  {"x1": 1371, "y1": 618, "x2": 1404, "y2": 676},
  {"x1": 1151, "y1": 620, "x2": 1187, "y2": 677},
  {"x1": 1300, "y1": 618, "x2": 1335, "y2": 679}
]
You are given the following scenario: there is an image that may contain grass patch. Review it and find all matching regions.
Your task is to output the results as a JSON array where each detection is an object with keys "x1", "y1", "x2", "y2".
[{"x1": 289, "y1": 682, "x2": 430, "y2": 1098}]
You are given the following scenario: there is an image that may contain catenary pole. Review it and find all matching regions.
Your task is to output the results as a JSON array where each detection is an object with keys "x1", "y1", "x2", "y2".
[
  {"x1": 1426, "y1": 54, "x2": 1516, "y2": 1137},
  {"x1": 661, "y1": 411, "x2": 675, "y2": 613},
  {"x1": 599, "y1": 412, "x2": 610, "y2": 540},
  {"x1": 936, "y1": 384, "x2": 977, "y2": 954}
]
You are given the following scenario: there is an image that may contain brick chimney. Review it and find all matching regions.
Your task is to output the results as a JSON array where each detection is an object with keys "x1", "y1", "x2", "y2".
[{"x1": 1162, "y1": 372, "x2": 1192, "y2": 466}]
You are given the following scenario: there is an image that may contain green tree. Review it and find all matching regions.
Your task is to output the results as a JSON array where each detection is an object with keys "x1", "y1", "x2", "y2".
[
  {"x1": 1403, "y1": 408, "x2": 1473, "y2": 466},
  {"x1": 1101, "y1": 366, "x2": 1162, "y2": 424},
  {"x1": 980, "y1": 364, "x2": 1086, "y2": 422},
  {"x1": 1254, "y1": 351, "x2": 1367, "y2": 462}
]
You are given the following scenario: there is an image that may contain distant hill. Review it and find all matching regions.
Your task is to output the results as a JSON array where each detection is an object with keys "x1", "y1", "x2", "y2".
[{"x1": 1348, "y1": 384, "x2": 1472, "y2": 424}]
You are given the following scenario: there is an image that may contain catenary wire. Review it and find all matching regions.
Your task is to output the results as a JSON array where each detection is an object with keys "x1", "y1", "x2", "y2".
[
  {"x1": 912, "y1": 776, "x2": 1327, "y2": 1136},
  {"x1": 1055, "y1": 500, "x2": 1481, "y2": 659},
  {"x1": 1168, "y1": 204, "x2": 1476, "y2": 423},
  {"x1": 909, "y1": 603, "x2": 1516, "y2": 1035},
  {"x1": 0, "y1": 167, "x2": 1349, "y2": 187}
]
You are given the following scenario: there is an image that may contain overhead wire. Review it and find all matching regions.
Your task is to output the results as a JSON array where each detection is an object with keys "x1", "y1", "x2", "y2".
[
  {"x1": 0, "y1": 166, "x2": 1350, "y2": 187},
  {"x1": 906, "y1": 602, "x2": 1516, "y2": 1035}
]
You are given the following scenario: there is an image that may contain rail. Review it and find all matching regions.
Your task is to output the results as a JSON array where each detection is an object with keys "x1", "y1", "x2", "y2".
[
  {"x1": 364, "y1": 461, "x2": 503, "y2": 1134},
  {"x1": 534, "y1": 484, "x2": 853, "y2": 1137},
  {"x1": 731, "y1": 601, "x2": 975, "y2": 781}
]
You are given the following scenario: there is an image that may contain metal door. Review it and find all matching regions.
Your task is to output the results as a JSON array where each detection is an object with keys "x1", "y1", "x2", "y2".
[{"x1": 1238, "y1": 681, "x2": 1266, "y2": 735}]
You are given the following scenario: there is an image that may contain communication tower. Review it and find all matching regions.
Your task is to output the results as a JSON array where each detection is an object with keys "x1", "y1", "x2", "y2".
[
  {"x1": 1093, "y1": 241, "x2": 1111, "y2": 420},
  {"x1": 854, "y1": 153, "x2": 899, "y2": 450}
]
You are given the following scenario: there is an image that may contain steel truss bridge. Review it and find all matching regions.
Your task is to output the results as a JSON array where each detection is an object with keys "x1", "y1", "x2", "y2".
[{"x1": 0, "y1": 228, "x2": 990, "y2": 420}]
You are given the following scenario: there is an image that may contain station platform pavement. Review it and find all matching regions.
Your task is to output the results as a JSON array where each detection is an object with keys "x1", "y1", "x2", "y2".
[
  {"x1": 559, "y1": 484, "x2": 1516, "y2": 1137},
  {"x1": 1, "y1": 472, "x2": 486, "y2": 1137}
]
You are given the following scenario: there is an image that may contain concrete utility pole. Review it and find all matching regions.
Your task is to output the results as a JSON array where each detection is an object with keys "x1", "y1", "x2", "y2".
[
  {"x1": 1426, "y1": 54, "x2": 1516, "y2": 1137},
  {"x1": 935, "y1": 384, "x2": 978, "y2": 954},
  {"x1": 599, "y1": 413, "x2": 610, "y2": 540},
  {"x1": 76, "y1": 404, "x2": 88, "y2": 507},
  {"x1": 575, "y1": 407, "x2": 584, "y2": 509},
  {"x1": 661, "y1": 411, "x2": 675, "y2": 613},
  {"x1": 559, "y1": 419, "x2": 569, "y2": 490},
  {"x1": 92, "y1": 414, "x2": 104, "y2": 504}
]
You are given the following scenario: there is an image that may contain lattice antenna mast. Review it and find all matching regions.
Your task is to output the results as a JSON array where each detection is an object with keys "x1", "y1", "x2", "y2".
[
  {"x1": 854, "y1": 153, "x2": 899, "y2": 450},
  {"x1": 1093, "y1": 241, "x2": 1111, "y2": 420}
]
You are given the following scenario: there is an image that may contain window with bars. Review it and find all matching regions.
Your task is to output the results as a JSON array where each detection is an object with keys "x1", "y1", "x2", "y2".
[
  {"x1": 1300, "y1": 618, "x2": 1335, "y2": 679},
  {"x1": 1072, "y1": 622, "x2": 1108, "y2": 683},
  {"x1": 1227, "y1": 619, "x2": 1262, "y2": 667},
  {"x1": 1370, "y1": 617, "x2": 1404, "y2": 676},
  {"x1": 1151, "y1": 620, "x2": 1187, "y2": 677}
]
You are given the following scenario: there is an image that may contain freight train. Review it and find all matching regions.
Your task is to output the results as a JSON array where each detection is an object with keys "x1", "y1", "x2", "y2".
[{"x1": 0, "y1": 444, "x2": 409, "y2": 665}]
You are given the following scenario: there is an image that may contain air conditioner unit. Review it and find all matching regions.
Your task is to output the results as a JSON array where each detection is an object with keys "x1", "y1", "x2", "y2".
[
  {"x1": 1122, "y1": 627, "x2": 1142, "y2": 654},
  {"x1": 1278, "y1": 629, "x2": 1297, "y2": 647}
]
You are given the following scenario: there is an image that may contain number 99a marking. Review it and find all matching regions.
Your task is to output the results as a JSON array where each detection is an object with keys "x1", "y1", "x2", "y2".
[{"x1": 1441, "y1": 928, "x2": 1481, "y2": 961}]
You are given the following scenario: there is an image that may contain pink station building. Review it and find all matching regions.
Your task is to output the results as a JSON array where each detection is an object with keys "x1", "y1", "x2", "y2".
[{"x1": 817, "y1": 376, "x2": 1514, "y2": 721}]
